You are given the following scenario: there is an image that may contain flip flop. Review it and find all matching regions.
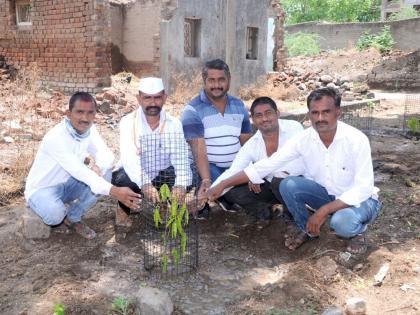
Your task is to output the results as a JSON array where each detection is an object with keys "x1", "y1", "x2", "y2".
[
  {"x1": 285, "y1": 230, "x2": 308, "y2": 250},
  {"x1": 346, "y1": 234, "x2": 368, "y2": 254},
  {"x1": 64, "y1": 219, "x2": 96, "y2": 239}
]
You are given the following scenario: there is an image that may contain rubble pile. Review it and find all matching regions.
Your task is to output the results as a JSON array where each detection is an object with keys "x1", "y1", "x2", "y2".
[
  {"x1": 267, "y1": 68, "x2": 375, "y2": 102},
  {"x1": 0, "y1": 56, "x2": 17, "y2": 81},
  {"x1": 94, "y1": 87, "x2": 137, "y2": 129}
]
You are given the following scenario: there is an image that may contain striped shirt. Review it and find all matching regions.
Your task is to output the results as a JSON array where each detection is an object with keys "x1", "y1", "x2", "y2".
[{"x1": 181, "y1": 90, "x2": 252, "y2": 168}]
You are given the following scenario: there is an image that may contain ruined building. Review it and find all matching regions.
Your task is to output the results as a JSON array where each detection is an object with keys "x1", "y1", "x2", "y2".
[{"x1": 0, "y1": 0, "x2": 274, "y2": 93}]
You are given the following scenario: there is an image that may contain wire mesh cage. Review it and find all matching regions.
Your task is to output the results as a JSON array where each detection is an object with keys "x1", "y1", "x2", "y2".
[
  {"x1": 137, "y1": 132, "x2": 199, "y2": 277},
  {"x1": 403, "y1": 94, "x2": 420, "y2": 136},
  {"x1": 340, "y1": 102, "x2": 374, "y2": 136}
]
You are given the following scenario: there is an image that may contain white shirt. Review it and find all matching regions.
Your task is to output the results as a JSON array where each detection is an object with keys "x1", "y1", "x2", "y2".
[
  {"x1": 244, "y1": 121, "x2": 379, "y2": 207},
  {"x1": 119, "y1": 108, "x2": 192, "y2": 188},
  {"x1": 213, "y1": 119, "x2": 304, "y2": 193},
  {"x1": 25, "y1": 120, "x2": 114, "y2": 200}
]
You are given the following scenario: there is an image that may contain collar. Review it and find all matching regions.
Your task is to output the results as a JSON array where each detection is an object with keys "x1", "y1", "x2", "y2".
[
  {"x1": 64, "y1": 117, "x2": 90, "y2": 142},
  {"x1": 309, "y1": 120, "x2": 346, "y2": 142},
  {"x1": 253, "y1": 120, "x2": 282, "y2": 144}
]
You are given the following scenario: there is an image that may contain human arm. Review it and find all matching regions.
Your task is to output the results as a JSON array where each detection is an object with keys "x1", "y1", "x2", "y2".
[
  {"x1": 306, "y1": 199, "x2": 349, "y2": 236},
  {"x1": 87, "y1": 125, "x2": 115, "y2": 174},
  {"x1": 207, "y1": 170, "x2": 250, "y2": 201},
  {"x1": 110, "y1": 186, "x2": 142, "y2": 209},
  {"x1": 239, "y1": 103, "x2": 253, "y2": 145}
]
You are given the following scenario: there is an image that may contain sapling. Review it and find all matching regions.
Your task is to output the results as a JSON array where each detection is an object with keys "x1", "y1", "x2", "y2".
[
  {"x1": 111, "y1": 296, "x2": 130, "y2": 315},
  {"x1": 407, "y1": 117, "x2": 420, "y2": 134},
  {"x1": 153, "y1": 184, "x2": 190, "y2": 272},
  {"x1": 53, "y1": 303, "x2": 65, "y2": 315}
]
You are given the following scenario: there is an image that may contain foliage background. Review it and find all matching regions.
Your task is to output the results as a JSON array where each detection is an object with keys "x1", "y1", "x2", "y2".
[{"x1": 281, "y1": 0, "x2": 381, "y2": 25}]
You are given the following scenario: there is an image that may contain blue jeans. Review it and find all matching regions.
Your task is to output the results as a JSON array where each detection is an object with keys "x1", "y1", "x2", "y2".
[
  {"x1": 209, "y1": 163, "x2": 228, "y2": 182},
  {"x1": 28, "y1": 176, "x2": 98, "y2": 225},
  {"x1": 279, "y1": 176, "x2": 382, "y2": 238}
]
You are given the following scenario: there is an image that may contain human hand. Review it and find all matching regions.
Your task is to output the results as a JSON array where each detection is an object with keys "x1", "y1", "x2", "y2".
[
  {"x1": 110, "y1": 186, "x2": 141, "y2": 209},
  {"x1": 197, "y1": 179, "x2": 212, "y2": 208},
  {"x1": 206, "y1": 184, "x2": 224, "y2": 202},
  {"x1": 306, "y1": 211, "x2": 327, "y2": 236},
  {"x1": 248, "y1": 182, "x2": 261, "y2": 194},
  {"x1": 141, "y1": 184, "x2": 160, "y2": 203},
  {"x1": 172, "y1": 186, "x2": 186, "y2": 205}
]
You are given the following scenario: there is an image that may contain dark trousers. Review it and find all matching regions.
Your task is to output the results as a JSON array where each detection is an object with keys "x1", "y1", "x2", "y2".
[
  {"x1": 111, "y1": 166, "x2": 176, "y2": 214},
  {"x1": 223, "y1": 177, "x2": 289, "y2": 220}
]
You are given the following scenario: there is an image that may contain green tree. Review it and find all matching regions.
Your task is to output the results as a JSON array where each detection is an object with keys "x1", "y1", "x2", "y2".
[{"x1": 281, "y1": 0, "x2": 381, "y2": 25}]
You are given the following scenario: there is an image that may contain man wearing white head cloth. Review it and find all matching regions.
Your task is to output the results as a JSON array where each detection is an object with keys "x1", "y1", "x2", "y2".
[{"x1": 112, "y1": 77, "x2": 192, "y2": 227}]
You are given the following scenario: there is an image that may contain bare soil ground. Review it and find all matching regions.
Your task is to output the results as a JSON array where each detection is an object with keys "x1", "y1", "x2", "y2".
[{"x1": 0, "y1": 51, "x2": 419, "y2": 315}]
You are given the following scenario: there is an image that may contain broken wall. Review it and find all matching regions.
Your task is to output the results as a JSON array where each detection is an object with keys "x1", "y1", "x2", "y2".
[
  {"x1": 0, "y1": 0, "x2": 112, "y2": 92},
  {"x1": 160, "y1": 0, "x2": 269, "y2": 93},
  {"x1": 285, "y1": 17, "x2": 420, "y2": 52},
  {"x1": 111, "y1": 0, "x2": 160, "y2": 76}
]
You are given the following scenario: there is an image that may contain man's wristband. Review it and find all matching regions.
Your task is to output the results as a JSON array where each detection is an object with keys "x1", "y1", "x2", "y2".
[{"x1": 201, "y1": 178, "x2": 212, "y2": 184}]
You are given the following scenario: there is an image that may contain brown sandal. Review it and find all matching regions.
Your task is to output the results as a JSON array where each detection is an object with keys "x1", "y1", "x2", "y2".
[
  {"x1": 284, "y1": 224, "x2": 308, "y2": 250},
  {"x1": 64, "y1": 219, "x2": 96, "y2": 239},
  {"x1": 346, "y1": 234, "x2": 367, "y2": 254}
]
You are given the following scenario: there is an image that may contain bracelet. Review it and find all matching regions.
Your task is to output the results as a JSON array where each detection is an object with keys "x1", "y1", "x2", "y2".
[{"x1": 201, "y1": 178, "x2": 212, "y2": 183}]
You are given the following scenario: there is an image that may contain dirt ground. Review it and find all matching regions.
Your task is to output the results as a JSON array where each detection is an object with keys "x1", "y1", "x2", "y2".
[{"x1": 0, "y1": 50, "x2": 419, "y2": 314}]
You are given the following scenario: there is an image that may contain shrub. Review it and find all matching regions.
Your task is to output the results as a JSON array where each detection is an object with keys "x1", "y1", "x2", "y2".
[
  {"x1": 389, "y1": 6, "x2": 420, "y2": 21},
  {"x1": 356, "y1": 26, "x2": 395, "y2": 54},
  {"x1": 285, "y1": 32, "x2": 321, "y2": 57}
]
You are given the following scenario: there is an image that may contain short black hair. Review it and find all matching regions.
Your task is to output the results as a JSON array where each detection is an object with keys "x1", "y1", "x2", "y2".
[
  {"x1": 68, "y1": 92, "x2": 97, "y2": 111},
  {"x1": 202, "y1": 59, "x2": 230, "y2": 81},
  {"x1": 250, "y1": 96, "x2": 278, "y2": 115},
  {"x1": 307, "y1": 87, "x2": 341, "y2": 109}
]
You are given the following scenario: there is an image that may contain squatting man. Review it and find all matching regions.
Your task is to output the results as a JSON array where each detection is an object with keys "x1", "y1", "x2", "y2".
[
  {"x1": 207, "y1": 87, "x2": 382, "y2": 254},
  {"x1": 25, "y1": 92, "x2": 141, "y2": 239}
]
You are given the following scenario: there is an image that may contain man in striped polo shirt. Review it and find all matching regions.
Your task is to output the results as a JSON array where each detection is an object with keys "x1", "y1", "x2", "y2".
[{"x1": 181, "y1": 59, "x2": 253, "y2": 217}]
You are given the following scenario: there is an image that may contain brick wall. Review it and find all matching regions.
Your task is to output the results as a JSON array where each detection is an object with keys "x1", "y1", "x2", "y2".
[{"x1": 0, "y1": 0, "x2": 112, "y2": 93}]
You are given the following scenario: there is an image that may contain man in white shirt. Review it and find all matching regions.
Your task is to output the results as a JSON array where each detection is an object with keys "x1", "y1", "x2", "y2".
[
  {"x1": 112, "y1": 77, "x2": 192, "y2": 227},
  {"x1": 207, "y1": 88, "x2": 382, "y2": 254},
  {"x1": 212, "y1": 97, "x2": 303, "y2": 221},
  {"x1": 25, "y1": 92, "x2": 141, "y2": 239}
]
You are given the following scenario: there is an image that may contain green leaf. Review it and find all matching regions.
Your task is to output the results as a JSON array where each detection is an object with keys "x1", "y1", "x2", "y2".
[
  {"x1": 53, "y1": 304, "x2": 65, "y2": 315},
  {"x1": 172, "y1": 248, "x2": 180, "y2": 265},
  {"x1": 170, "y1": 197, "x2": 178, "y2": 217},
  {"x1": 162, "y1": 255, "x2": 168, "y2": 273},
  {"x1": 181, "y1": 232, "x2": 187, "y2": 255},
  {"x1": 153, "y1": 205, "x2": 162, "y2": 228},
  {"x1": 171, "y1": 219, "x2": 178, "y2": 239},
  {"x1": 159, "y1": 184, "x2": 171, "y2": 202}
]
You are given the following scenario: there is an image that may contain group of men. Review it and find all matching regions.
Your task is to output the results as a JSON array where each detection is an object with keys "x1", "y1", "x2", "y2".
[{"x1": 25, "y1": 59, "x2": 381, "y2": 254}]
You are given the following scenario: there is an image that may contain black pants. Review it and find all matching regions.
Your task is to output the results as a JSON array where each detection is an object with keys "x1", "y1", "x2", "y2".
[
  {"x1": 111, "y1": 166, "x2": 176, "y2": 214},
  {"x1": 223, "y1": 177, "x2": 289, "y2": 220}
]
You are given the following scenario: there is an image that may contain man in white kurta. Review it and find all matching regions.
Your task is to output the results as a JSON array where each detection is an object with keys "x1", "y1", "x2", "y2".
[
  {"x1": 25, "y1": 92, "x2": 141, "y2": 239},
  {"x1": 112, "y1": 77, "x2": 191, "y2": 226},
  {"x1": 207, "y1": 88, "x2": 382, "y2": 254},
  {"x1": 212, "y1": 96, "x2": 304, "y2": 220}
]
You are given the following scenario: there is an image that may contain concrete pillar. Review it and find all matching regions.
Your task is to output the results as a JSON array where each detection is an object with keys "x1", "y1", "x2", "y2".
[
  {"x1": 159, "y1": 20, "x2": 170, "y2": 92},
  {"x1": 225, "y1": 0, "x2": 239, "y2": 92}
]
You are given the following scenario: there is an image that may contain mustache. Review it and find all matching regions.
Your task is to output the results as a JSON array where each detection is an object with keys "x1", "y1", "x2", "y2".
[
  {"x1": 315, "y1": 121, "x2": 328, "y2": 125},
  {"x1": 145, "y1": 106, "x2": 161, "y2": 111},
  {"x1": 211, "y1": 88, "x2": 223, "y2": 91},
  {"x1": 79, "y1": 121, "x2": 90, "y2": 124}
]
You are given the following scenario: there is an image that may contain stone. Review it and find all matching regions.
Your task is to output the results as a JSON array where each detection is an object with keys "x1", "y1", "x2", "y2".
[
  {"x1": 341, "y1": 82, "x2": 353, "y2": 90},
  {"x1": 352, "y1": 83, "x2": 369, "y2": 94},
  {"x1": 103, "y1": 91, "x2": 117, "y2": 104},
  {"x1": 320, "y1": 75, "x2": 333, "y2": 83},
  {"x1": 135, "y1": 287, "x2": 173, "y2": 315},
  {"x1": 117, "y1": 98, "x2": 128, "y2": 106},
  {"x1": 321, "y1": 306, "x2": 344, "y2": 315},
  {"x1": 316, "y1": 256, "x2": 338, "y2": 277},
  {"x1": 98, "y1": 101, "x2": 112, "y2": 114},
  {"x1": 315, "y1": 81, "x2": 322, "y2": 88},
  {"x1": 326, "y1": 82, "x2": 337, "y2": 89},
  {"x1": 345, "y1": 297, "x2": 366, "y2": 315},
  {"x1": 366, "y1": 92, "x2": 375, "y2": 99},
  {"x1": 298, "y1": 83, "x2": 307, "y2": 91},
  {"x1": 95, "y1": 93, "x2": 104, "y2": 101},
  {"x1": 342, "y1": 91, "x2": 355, "y2": 102},
  {"x1": 3, "y1": 136, "x2": 14, "y2": 143},
  {"x1": 21, "y1": 207, "x2": 50, "y2": 239}
]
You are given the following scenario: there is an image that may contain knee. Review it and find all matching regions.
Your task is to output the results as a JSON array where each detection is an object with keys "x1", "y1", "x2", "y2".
[
  {"x1": 330, "y1": 210, "x2": 359, "y2": 238},
  {"x1": 42, "y1": 209, "x2": 66, "y2": 226},
  {"x1": 279, "y1": 176, "x2": 299, "y2": 196}
]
